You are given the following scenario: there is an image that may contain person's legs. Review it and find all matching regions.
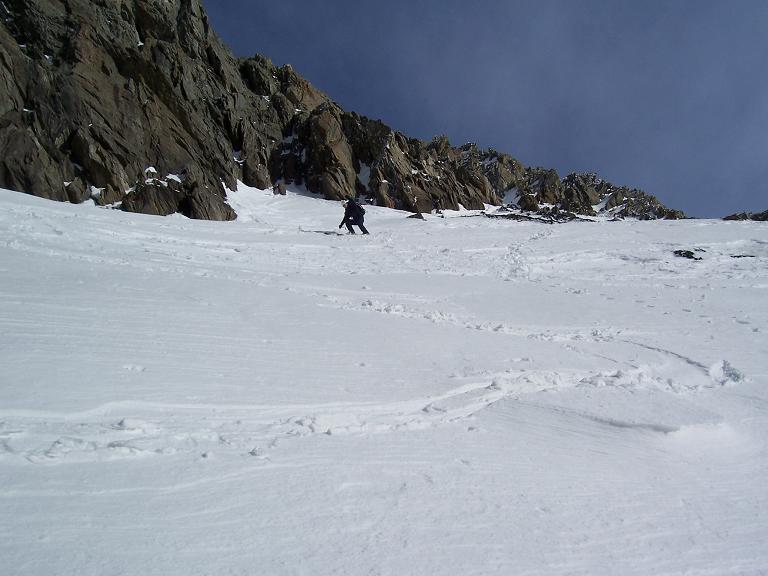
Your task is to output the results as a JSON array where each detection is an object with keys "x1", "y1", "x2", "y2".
[
  {"x1": 345, "y1": 222, "x2": 356, "y2": 234},
  {"x1": 358, "y1": 223, "x2": 369, "y2": 234}
]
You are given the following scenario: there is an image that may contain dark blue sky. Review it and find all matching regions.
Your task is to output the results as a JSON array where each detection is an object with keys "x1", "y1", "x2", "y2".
[{"x1": 203, "y1": 0, "x2": 768, "y2": 217}]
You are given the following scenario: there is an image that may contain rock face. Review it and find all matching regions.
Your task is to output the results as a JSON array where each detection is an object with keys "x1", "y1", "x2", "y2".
[
  {"x1": 0, "y1": 0, "x2": 320, "y2": 220},
  {"x1": 494, "y1": 169, "x2": 685, "y2": 220},
  {"x1": 723, "y1": 210, "x2": 768, "y2": 221},
  {"x1": 0, "y1": 0, "x2": 685, "y2": 221}
]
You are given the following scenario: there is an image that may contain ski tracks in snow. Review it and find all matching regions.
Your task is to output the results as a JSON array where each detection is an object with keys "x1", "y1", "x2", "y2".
[
  {"x1": 0, "y1": 379, "x2": 507, "y2": 466},
  {"x1": 305, "y1": 284, "x2": 747, "y2": 394},
  {"x1": 0, "y1": 362, "x2": 741, "y2": 467}
]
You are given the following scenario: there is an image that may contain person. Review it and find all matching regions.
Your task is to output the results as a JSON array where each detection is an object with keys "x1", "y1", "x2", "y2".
[
  {"x1": 339, "y1": 198, "x2": 369, "y2": 234},
  {"x1": 432, "y1": 195, "x2": 443, "y2": 215}
]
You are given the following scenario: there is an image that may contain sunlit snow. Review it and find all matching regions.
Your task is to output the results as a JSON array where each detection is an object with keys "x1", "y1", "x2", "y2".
[{"x1": 1, "y1": 184, "x2": 766, "y2": 575}]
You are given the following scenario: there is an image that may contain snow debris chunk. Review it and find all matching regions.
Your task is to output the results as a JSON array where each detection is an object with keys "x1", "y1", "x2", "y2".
[{"x1": 708, "y1": 360, "x2": 744, "y2": 386}]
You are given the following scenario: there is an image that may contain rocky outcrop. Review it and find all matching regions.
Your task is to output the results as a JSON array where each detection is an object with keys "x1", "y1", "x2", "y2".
[
  {"x1": 0, "y1": 0, "x2": 327, "y2": 220},
  {"x1": 494, "y1": 169, "x2": 686, "y2": 220},
  {"x1": 0, "y1": 0, "x2": 685, "y2": 221},
  {"x1": 673, "y1": 249, "x2": 704, "y2": 260},
  {"x1": 723, "y1": 210, "x2": 768, "y2": 221},
  {"x1": 279, "y1": 113, "x2": 503, "y2": 213}
]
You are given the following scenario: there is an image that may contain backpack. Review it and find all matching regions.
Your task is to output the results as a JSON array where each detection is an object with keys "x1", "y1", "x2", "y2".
[{"x1": 351, "y1": 199, "x2": 365, "y2": 216}]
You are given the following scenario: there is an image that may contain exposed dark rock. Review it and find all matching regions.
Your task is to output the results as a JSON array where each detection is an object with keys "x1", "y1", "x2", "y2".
[
  {"x1": 121, "y1": 178, "x2": 184, "y2": 217},
  {"x1": 673, "y1": 250, "x2": 703, "y2": 260},
  {"x1": 517, "y1": 193, "x2": 539, "y2": 212},
  {"x1": 0, "y1": 119, "x2": 68, "y2": 200},
  {"x1": 513, "y1": 171, "x2": 686, "y2": 220},
  {"x1": 179, "y1": 186, "x2": 236, "y2": 221},
  {"x1": 120, "y1": 174, "x2": 234, "y2": 220},
  {"x1": 484, "y1": 212, "x2": 554, "y2": 224},
  {"x1": 723, "y1": 210, "x2": 768, "y2": 221},
  {"x1": 0, "y1": 0, "x2": 301, "y2": 218},
  {"x1": 63, "y1": 177, "x2": 87, "y2": 203},
  {"x1": 527, "y1": 168, "x2": 563, "y2": 206},
  {"x1": 479, "y1": 149, "x2": 526, "y2": 198},
  {"x1": 374, "y1": 181, "x2": 396, "y2": 209},
  {"x1": 604, "y1": 187, "x2": 686, "y2": 220}
]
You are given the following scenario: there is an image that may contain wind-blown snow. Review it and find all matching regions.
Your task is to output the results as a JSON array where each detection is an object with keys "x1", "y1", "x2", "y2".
[{"x1": 1, "y1": 184, "x2": 767, "y2": 576}]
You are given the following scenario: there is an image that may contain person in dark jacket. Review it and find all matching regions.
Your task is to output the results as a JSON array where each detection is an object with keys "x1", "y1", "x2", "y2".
[{"x1": 339, "y1": 199, "x2": 369, "y2": 234}]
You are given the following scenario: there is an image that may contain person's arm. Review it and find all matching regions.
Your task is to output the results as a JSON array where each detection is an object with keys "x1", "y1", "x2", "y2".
[{"x1": 339, "y1": 205, "x2": 351, "y2": 228}]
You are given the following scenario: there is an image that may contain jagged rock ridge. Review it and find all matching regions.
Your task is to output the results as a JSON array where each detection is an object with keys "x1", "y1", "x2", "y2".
[
  {"x1": 0, "y1": 0, "x2": 684, "y2": 220},
  {"x1": 723, "y1": 210, "x2": 768, "y2": 222}
]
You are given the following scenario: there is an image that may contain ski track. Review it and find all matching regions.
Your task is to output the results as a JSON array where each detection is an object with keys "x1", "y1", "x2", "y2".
[
  {"x1": 0, "y1": 373, "x2": 603, "y2": 465},
  {"x1": 0, "y1": 363, "x2": 743, "y2": 467},
  {"x1": 2, "y1": 187, "x2": 768, "y2": 576}
]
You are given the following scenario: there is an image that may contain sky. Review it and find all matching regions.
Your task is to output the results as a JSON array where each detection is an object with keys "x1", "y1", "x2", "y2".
[{"x1": 202, "y1": 0, "x2": 768, "y2": 218}]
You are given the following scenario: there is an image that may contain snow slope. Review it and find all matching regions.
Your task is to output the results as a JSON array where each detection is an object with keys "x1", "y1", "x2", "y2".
[{"x1": 1, "y1": 185, "x2": 767, "y2": 575}]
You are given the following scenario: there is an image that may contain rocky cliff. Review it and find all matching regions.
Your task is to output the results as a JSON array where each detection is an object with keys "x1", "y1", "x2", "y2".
[{"x1": 0, "y1": 0, "x2": 685, "y2": 220}]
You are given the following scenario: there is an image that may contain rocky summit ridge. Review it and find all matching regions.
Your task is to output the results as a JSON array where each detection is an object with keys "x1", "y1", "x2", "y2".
[
  {"x1": 723, "y1": 210, "x2": 768, "y2": 222},
  {"x1": 1, "y1": 0, "x2": 685, "y2": 221}
]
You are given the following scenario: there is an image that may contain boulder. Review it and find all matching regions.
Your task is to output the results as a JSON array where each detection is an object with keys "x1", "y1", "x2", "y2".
[
  {"x1": 121, "y1": 179, "x2": 183, "y2": 216},
  {"x1": 673, "y1": 249, "x2": 703, "y2": 260},
  {"x1": 518, "y1": 193, "x2": 539, "y2": 212},
  {"x1": 121, "y1": 176, "x2": 235, "y2": 220},
  {"x1": 65, "y1": 177, "x2": 89, "y2": 204},
  {"x1": 179, "y1": 186, "x2": 236, "y2": 221}
]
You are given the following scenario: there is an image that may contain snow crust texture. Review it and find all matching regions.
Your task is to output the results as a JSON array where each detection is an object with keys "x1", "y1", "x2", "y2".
[{"x1": 1, "y1": 186, "x2": 767, "y2": 575}]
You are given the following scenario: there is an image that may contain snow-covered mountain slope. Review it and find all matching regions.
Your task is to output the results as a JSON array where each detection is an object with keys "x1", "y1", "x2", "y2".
[{"x1": 1, "y1": 185, "x2": 767, "y2": 576}]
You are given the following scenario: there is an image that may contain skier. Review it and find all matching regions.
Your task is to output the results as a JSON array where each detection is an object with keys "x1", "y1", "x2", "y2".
[
  {"x1": 339, "y1": 198, "x2": 369, "y2": 235},
  {"x1": 432, "y1": 195, "x2": 443, "y2": 215}
]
